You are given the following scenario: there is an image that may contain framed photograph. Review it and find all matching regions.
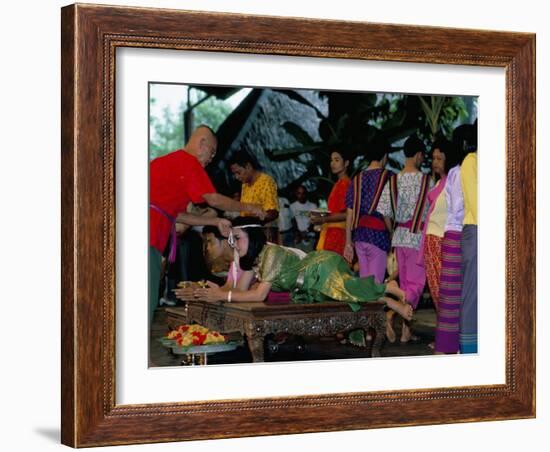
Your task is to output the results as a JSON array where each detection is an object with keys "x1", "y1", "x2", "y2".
[
  {"x1": 147, "y1": 81, "x2": 481, "y2": 368},
  {"x1": 61, "y1": 3, "x2": 535, "y2": 447}
]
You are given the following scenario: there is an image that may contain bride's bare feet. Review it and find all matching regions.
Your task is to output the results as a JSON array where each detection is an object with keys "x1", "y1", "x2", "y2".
[
  {"x1": 386, "y1": 280, "x2": 406, "y2": 302},
  {"x1": 384, "y1": 298, "x2": 413, "y2": 322}
]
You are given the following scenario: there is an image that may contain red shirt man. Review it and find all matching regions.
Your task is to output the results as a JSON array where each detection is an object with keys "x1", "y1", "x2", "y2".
[{"x1": 149, "y1": 150, "x2": 215, "y2": 253}]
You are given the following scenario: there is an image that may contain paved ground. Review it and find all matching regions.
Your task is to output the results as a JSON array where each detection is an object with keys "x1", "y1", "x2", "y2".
[{"x1": 150, "y1": 304, "x2": 437, "y2": 367}]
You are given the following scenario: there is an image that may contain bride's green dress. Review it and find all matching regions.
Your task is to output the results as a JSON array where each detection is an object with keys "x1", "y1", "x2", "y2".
[{"x1": 256, "y1": 244, "x2": 386, "y2": 311}]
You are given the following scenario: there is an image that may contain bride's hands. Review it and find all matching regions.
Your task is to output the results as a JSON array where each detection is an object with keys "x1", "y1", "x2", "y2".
[
  {"x1": 173, "y1": 281, "x2": 199, "y2": 301},
  {"x1": 192, "y1": 281, "x2": 225, "y2": 303}
]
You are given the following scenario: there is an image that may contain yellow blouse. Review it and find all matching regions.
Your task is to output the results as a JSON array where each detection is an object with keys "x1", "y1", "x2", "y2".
[
  {"x1": 426, "y1": 187, "x2": 447, "y2": 238},
  {"x1": 460, "y1": 152, "x2": 478, "y2": 225},
  {"x1": 240, "y1": 172, "x2": 279, "y2": 215}
]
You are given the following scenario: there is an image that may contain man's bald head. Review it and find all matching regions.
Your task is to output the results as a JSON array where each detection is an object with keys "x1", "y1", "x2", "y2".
[{"x1": 186, "y1": 125, "x2": 218, "y2": 167}]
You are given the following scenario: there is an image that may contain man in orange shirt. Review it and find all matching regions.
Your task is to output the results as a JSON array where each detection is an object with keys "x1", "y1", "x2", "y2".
[{"x1": 149, "y1": 125, "x2": 264, "y2": 325}]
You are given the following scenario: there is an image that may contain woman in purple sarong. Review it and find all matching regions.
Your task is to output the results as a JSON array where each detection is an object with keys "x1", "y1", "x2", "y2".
[{"x1": 433, "y1": 136, "x2": 466, "y2": 354}]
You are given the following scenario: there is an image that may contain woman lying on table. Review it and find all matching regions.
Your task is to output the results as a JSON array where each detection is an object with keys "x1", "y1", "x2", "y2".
[{"x1": 174, "y1": 216, "x2": 413, "y2": 321}]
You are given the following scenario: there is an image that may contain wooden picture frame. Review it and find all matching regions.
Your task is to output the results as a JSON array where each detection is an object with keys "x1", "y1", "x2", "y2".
[{"x1": 61, "y1": 3, "x2": 535, "y2": 447}]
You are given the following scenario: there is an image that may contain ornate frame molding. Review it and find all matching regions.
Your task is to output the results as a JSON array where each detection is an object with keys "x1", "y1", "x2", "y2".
[{"x1": 61, "y1": 4, "x2": 535, "y2": 447}]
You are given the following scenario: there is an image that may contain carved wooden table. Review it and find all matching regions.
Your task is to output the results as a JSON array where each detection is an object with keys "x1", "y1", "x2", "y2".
[{"x1": 165, "y1": 301, "x2": 387, "y2": 362}]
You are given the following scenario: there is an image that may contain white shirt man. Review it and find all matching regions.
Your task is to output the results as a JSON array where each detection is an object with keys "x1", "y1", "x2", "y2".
[{"x1": 290, "y1": 199, "x2": 317, "y2": 232}]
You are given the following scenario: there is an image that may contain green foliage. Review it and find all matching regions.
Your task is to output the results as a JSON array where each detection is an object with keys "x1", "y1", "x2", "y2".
[
  {"x1": 193, "y1": 96, "x2": 232, "y2": 132},
  {"x1": 416, "y1": 95, "x2": 471, "y2": 170},
  {"x1": 149, "y1": 101, "x2": 185, "y2": 160},
  {"x1": 419, "y1": 96, "x2": 445, "y2": 138},
  {"x1": 418, "y1": 95, "x2": 469, "y2": 142},
  {"x1": 149, "y1": 91, "x2": 232, "y2": 160},
  {"x1": 439, "y1": 97, "x2": 469, "y2": 138}
]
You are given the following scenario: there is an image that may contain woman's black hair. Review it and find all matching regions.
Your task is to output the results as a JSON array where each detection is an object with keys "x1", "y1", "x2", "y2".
[
  {"x1": 368, "y1": 134, "x2": 391, "y2": 162},
  {"x1": 432, "y1": 137, "x2": 462, "y2": 173},
  {"x1": 403, "y1": 134, "x2": 426, "y2": 158},
  {"x1": 329, "y1": 146, "x2": 353, "y2": 164},
  {"x1": 228, "y1": 150, "x2": 260, "y2": 170},
  {"x1": 231, "y1": 216, "x2": 267, "y2": 271},
  {"x1": 452, "y1": 124, "x2": 477, "y2": 157}
]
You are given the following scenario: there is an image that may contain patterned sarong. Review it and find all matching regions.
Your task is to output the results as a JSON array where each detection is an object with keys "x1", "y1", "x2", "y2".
[{"x1": 424, "y1": 234, "x2": 443, "y2": 307}]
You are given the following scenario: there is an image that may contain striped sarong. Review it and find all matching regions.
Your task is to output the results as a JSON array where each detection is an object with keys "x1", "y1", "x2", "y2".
[{"x1": 434, "y1": 230, "x2": 463, "y2": 353}]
